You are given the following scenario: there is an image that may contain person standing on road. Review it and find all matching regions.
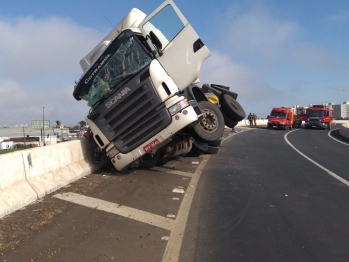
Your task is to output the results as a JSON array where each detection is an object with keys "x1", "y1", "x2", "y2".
[
  {"x1": 247, "y1": 113, "x2": 253, "y2": 127},
  {"x1": 253, "y1": 113, "x2": 257, "y2": 127}
]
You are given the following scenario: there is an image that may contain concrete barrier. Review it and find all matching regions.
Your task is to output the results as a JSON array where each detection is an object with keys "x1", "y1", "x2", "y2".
[
  {"x1": 339, "y1": 123, "x2": 349, "y2": 140},
  {"x1": 0, "y1": 151, "x2": 38, "y2": 218},
  {"x1": 0, "y1": 139, "x2": 107, "y2": 218}
]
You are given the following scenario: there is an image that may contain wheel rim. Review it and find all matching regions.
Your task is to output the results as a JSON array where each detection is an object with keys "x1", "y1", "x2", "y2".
[{"x1": 200, "y1": 108, "x2": 218, "y2": 133}]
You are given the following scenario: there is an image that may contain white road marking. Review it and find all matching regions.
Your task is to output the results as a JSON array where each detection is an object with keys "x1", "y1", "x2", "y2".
[
  {"x1": 53, "y1": 192, "x2": 174, "y2": 230},
  {"x1": 172, "y1": 188, "x2": 185, "y2": 194},
  {"x1": 328, "y1": 128, "x2": 349, "y2": 147},
  {"x1": 151, "y1": 166, "x2": 193, "y2": 177},
  {"x1": 285, "y1": 131, "x2": 349, "y2": 187},
  {"x1": 162, "y1": 154, "x2": 210, "y2": 262}
]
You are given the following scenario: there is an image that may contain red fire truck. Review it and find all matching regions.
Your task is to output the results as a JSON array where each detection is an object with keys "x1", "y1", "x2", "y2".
[
  {"x1": 293, "y1": 107, "x2": 308, "y2": 128},
  {"x1": 304, "y1": 105, "x2": 334, "y2": 130}
]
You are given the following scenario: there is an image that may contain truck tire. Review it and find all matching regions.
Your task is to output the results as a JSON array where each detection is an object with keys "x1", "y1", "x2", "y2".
[
  {"x1": 193, "y1": 101, "x2": 225, "y2": 142},
  {"x1": 222, "y1": 112, "x2": 238, "y2": 128},
  {"x1": 205, "y1": 145, "x2": 219, "y2": 155},
  {"x1": 220, "y1": 94, "x2": 246, "y2": 122},
  {"x1": 188, "y1": 140, "x2": 209, "y2": 156},
  {"x1": 208, "y1": 138, "x2": 222, "y2": 147}
]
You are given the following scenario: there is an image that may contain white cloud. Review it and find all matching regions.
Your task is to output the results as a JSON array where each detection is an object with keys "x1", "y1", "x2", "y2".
[
  {"x1": 200, "y1": 51, "x2": 279, "y2": 98},
  {"x1": 215, "y1": 2, "x2": 341, "y2": 70},
  {"x1": 220, "y1": 4, "x2": 299, "y2": 60},
  {"x1": 0, "y1": 16, "x2": 104, "y2": 126},
  {"x1": 326, "y1": 10, "x2": 349, "y2": 24}
]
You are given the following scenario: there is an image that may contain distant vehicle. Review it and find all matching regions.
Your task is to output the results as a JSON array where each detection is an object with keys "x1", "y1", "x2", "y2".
[
  {"x1": 304, "y1": 105, "x2": 334, "y2": 130},
  {"x1": 267, "y1": 107, "x2": 294, "y2": 130},
  {"x1": 294, "y1": 107, "x2": 308, "y2": 128},
  {"x1": 69, "y1": 130, "x2": 81, "y2": 138}
]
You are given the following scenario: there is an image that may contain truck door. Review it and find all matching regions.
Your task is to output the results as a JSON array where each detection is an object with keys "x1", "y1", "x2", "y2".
[{"x1": 138, "y1": 0, "x2": 211, "y2": 91}]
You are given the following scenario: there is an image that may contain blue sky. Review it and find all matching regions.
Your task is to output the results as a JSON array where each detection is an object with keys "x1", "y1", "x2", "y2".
[{"x1": 1, "y1": 0, "x2": 349, "y2": 126}]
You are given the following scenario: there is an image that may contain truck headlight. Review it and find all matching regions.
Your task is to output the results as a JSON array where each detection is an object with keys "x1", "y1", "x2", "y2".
[
  {"x1": 280, "y1": 122, "x2": 285, "y2": 125},
  {"x1": 268, "y1": 121, "x2": 272, "y2": 124},
  {"x1": 168, "y1": 99, "x2": 190, "y2": 116}
]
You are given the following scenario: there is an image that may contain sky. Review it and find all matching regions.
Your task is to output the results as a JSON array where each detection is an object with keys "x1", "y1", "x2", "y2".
[{"x1": 1, "y1": 0, "x2": 349, "y2": 127}]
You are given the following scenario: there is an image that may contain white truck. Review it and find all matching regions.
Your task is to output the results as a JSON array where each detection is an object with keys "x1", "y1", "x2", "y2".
[{"x1": 73, "y1": 0, "x2": 245, "y2": 170}]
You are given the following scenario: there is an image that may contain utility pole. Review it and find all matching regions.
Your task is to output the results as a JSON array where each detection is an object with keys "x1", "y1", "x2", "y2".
[
  {"x1": 22, "y1": 126, "x2": 26, "y2": 148},
  {"x1": 43, "y1": 106, "x2": 45, "y2": 146}
]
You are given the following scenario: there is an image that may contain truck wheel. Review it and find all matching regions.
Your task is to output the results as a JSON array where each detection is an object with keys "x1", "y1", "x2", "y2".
[
  {"x1": 193, "y1": 101, "x2": 225, "y2": 142},
  {"x1": 188, "y1": 140, "x2": 209, "y2": 156},
  {"x1": 220, "y1": 94, "x2": 246, "y2": 122},
  {"x1": 205, "y1": 145, "x2": 219, "y2": 155},
  {"x1": 138, "y1": 151, "x2": 161, "y2": 169},
  {"x1": 222, "y1": 112, "x2": 238, "y2": 129},
  {"x1": 208, "y1": 138, "x2": 222, "y2": 147}
]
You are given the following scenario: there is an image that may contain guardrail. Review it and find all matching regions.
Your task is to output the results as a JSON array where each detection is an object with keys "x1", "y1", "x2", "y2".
[{"x1": 0, "y1": 139, "x2": 108, "y2": 218}]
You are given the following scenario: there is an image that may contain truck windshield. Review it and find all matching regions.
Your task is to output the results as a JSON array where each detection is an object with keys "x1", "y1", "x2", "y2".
[
  {"x1": 308, "y1": 110, "x2": 325, "y2": 117},
  {"x1": 270, "y1": 112, "x2": 286, "y2": 118},
  {"x1": 77, "y1": 36, "x2": 152, "y2": 107}
]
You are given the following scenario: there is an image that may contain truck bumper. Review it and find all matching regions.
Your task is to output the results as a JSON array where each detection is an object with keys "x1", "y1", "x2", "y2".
[
  {"x1": 304, "y1": 122, "x2": 327, "y2": 129},
  {"x1": 267, "y1": 123, "x2": 286, "y2": 129},
  {"x1": 110, "y1": 106, "x2": 198, "y2": 171}
]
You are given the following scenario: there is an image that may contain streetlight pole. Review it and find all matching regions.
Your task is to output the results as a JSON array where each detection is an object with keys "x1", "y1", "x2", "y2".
[{"x1": 43, "y1": 106, "x2": 45, "y2": 146}]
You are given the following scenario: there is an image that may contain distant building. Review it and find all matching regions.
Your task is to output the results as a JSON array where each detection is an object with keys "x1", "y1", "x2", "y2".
[{"x1": 333, "y1": 102, "x2": 349, "y2": 119}]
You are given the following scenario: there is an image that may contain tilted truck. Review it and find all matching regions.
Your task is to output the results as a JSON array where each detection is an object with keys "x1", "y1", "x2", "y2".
[
  {"x1": 267, "y1": 107, "x2": 294, "y2": 130},
  {"x1": 73, "y1": 0, "x2": 245, "y2": 170},
  {"x1": 304, "y1": 105, "x2": 334, "y2": 130}
]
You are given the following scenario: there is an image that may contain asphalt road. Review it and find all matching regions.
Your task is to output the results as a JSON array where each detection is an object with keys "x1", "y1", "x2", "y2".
[
  {"x1": 1, "y1": 127, "x2": 348, "y2": 261},
  {"x1": 180, "y1": 127, "x2": 349, "y2": 262}
]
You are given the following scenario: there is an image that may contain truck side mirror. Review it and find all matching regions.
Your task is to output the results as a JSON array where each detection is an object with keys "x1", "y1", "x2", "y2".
[
  {"x1": 149, "y1": 31, "x2": 163, "y2": 56},
  {"x1": 267, "y1": 115, "x2": 269, "y2": 119}
]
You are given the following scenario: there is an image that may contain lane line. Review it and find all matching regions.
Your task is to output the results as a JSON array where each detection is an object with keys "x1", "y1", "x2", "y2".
[
  {"x1": 285, "y1": 131, "x2": 349, "y2": 187},
  {"x1": 151, "y1": 166, "x2": 193, "y2": 177},
  {"x1": 53, "y1": 192, "x2": 174, "y2": 230},
  {"x1": 328, "y1": 128, "x2": 349, "y2": 147},
  {"x1": 161, "y1": 155, "x2": 210, "y2": 262}
]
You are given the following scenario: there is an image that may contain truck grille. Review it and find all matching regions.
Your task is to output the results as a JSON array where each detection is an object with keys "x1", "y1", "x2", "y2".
[
  {"x1": 88, "y1": 68, "x2": 171, "y2": 154},
  {"x1": 308, "y1": 118, "x2": 320, "y2": 124}
]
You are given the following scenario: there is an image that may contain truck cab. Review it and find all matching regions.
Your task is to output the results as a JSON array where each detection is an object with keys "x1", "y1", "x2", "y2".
[
  {"x1": 72, "y1": 0, "x2": 227, "y2": 171},
  {"x1": 304, "y1": 105, "x2": 334, "y2": 130},
  {"x1": 267, "y1": 107, "x2": 294, "y2": 130}
]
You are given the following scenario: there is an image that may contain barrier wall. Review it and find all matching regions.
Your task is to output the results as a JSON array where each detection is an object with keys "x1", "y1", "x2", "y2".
[
  {"x1": 0, "y1": 139, "x2": 107, "y2": 218},
  {"x1": 339, "y1": 123, "x2": 349, "y2": 140}
]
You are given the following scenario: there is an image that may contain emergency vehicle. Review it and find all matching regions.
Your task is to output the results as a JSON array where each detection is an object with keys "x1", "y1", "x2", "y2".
[
  {"x1": 267, "y1": 107, "x2": 294, "y2": 130},
  {"x1": 294, "y1": 107, "x2": 308, "y2": 128},
  {"x1": 304, "y1": 105, "x2": 334, "y2": 130}
]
